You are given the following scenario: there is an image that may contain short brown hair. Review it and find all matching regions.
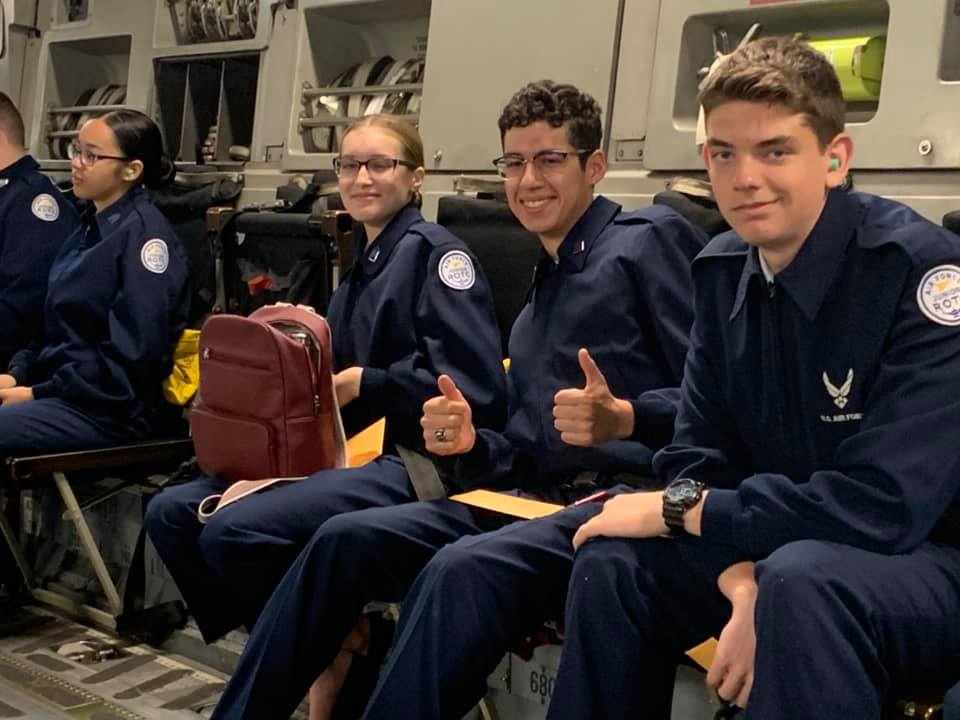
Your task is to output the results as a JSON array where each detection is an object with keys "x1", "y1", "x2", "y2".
[
  {"x1": 699, "y1": 36, "x2": 845, "y2": 149},
  {"x1": 0, "y1": 92, "x2": 25, "y2": 148},
  {"x1": 342, "y1": 113, "x2": 425, "y2": 169}
]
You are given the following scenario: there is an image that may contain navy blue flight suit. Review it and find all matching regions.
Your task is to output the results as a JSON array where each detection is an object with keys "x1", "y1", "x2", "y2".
[
  {"x1": 0, "y1": 185, "x2": 189, "y2": 456},
  {"x1": 209, "y1": 197, "x2": 708, "y2": 720},
  {"x1": 145, "y1": 204, "x2": 507, "y2": 644},
  {"x1": 548, "y1": 189, "x2": 960, "y2": 720},
  {"x1": 945, "y1": 681, "x2": 960, "y2": 719},
  {"x1": 0, "y1": 155, "x2": 79, "y2": 367}
]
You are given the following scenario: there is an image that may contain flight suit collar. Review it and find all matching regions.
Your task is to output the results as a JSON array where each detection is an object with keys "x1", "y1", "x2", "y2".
[
  {"x1": 534, "y1": 195, "x2": 620, "y2": 279},
  {"x1": 355, "y1": 203, "x2": 423, "y2": 278},
  {"x1": 0, "y1": 155, "x2": 39, "y2": 183},
  {"x1": 86, "y1": 185, "x2": 147, "y2": 240},
  {"x1": 730, "y1": 189, "x2": 857, "y2": 321}
]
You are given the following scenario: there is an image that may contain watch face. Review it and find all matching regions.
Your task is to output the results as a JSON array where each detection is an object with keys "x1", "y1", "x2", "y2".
[{"x1": 666, "y1": 478, "x2": 701, "y2": 503}]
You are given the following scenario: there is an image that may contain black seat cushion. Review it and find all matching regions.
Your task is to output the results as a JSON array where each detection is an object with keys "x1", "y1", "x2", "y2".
[{"x1": 437, "y1": 196, "x2": 540, "y2": 358}]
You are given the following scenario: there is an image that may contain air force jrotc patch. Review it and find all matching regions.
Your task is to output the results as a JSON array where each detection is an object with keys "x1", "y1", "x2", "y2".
[
  {"x1": 31, "y1": 193, "x2": 60, "y2": 222},
  {"x1": 917, "y1": 264, "x2": 960, "y2": 326},
  {"x1": 141, "y1": 239, "x2": 170, "y2": 274},
  {"x1": 438, "y1": 250, "x2": 475, "y2": 290}
]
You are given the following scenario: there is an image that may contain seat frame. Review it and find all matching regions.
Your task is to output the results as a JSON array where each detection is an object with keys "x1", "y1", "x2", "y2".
[{"x1": 0, "y1": 438, "x2": 194, "y2": 629}]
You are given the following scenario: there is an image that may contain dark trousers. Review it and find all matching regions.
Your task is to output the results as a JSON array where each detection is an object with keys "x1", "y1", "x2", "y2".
[
  {"x1": 0, "y1": 397, "x2": 143, "y2": 457},
  {"x1": 143, "y1": 454, "x2": 418, "y2": 642},
  {"x1": 360, "y1": 499, "x2": 605, "y2": 720},
  {"x1": 210, "y1": 491, "x2": 610, "y2": 720},
  {"x1": 547, "y1": 536, "x2": 960, "y2": 720}
]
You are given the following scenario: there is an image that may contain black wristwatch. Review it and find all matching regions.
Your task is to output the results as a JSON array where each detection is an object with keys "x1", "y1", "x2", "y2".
[{"x1": 662, "y1": 477, "x2": 705, "y2": 536}]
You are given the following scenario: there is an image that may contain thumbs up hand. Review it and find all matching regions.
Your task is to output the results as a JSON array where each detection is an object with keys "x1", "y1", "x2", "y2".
[
  {"x1": 421, "y1": 374, "x2": 476, "y2": 455},
  {"x1": 553, "y1": 348, "x2": 635, "y2": 447}
]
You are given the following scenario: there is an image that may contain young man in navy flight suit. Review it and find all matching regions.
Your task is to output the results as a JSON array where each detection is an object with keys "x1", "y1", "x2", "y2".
[
  {"x1": 209, "y1": 81, "x2": 709, "y2": 720},
  {"x1": 0, "y1": 92, "x2": 79, "y2": 368},
  {"x1": 547, "y1": 37, "x2": 960, "y2": 720}
]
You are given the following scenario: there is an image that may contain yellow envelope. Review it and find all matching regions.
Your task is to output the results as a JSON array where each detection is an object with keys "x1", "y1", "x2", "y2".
[
  {"x1": 449, "y1": 489, "x2": 563, "y2": 519},
  {"x1": 347, "y1": 417, "x2": 386, "y2": 468}
]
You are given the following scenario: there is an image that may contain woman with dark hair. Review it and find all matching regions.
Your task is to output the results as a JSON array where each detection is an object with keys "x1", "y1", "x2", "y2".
[
  {"x1": 0, "y1": 110, "x2": 189, "y2": 459},
  {"x1": 145, "y1": 116, "x2": 507, "y2": 715}
]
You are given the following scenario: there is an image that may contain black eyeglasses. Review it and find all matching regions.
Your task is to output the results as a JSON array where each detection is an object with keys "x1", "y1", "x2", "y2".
[
  {"x1": 492, "y1": 149, "x2": 593, "y2": 179},
  {"x1": 67, "y1": 141, "x2": 129, "y2": 168},
  {"x1": 333, "y1": 155, "x2": 418, "y2": 178}
]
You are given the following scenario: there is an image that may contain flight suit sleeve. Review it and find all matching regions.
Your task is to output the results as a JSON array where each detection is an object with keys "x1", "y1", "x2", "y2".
[
  {"x1": 446, "y1": 428, "x2": 528, "y2": 492},
  {"x1": 32, "y1": 231, "x2": 189, "y2": 403},
  {"x1": 0, "y1": 188, "x2": 77, "y2": 365},
  {"x1": 652, "y1": 309, "x2": 754, "y2": 492},
  {"x1": 699, "y1": 261, "x2": 960, "y2": 557},
  {"x1": 357, "y1": 243, "x2": 508, "y2": 444},
  {"x1": 629, "y1": 387, "x2": 683, "y2": 450},
  {"x1": 625, "y1": 216, "x2": 705, "y2": 449},
  {"x1": 7, "y1": 345, "x2": 40, "y2": 385},
  {"x1": 446, "y1": 366, "x2": 545, "y2": 491}
]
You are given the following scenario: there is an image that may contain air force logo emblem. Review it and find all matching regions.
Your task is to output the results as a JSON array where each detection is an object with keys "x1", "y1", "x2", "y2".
[
  {"x1": 823, "y1": 369, "x2": 854, "y2": 409},
  {"x1": 438, "y1": 250, "x2": 475, "y2": 290},
  {"x1": 31, "y1": 193, "x2": 60, "y2": 222},
  {"x1": 141, "y1": 239, "x2": 170, "y2": 274},
  {"x1": 917, "y1": 265, "x2": 960, "y2": 326}
]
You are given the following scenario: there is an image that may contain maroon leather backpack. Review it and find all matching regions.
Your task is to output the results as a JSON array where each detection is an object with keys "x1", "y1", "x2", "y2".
[{"x1": 190, "y1": 304, "x2": 346, "y2": 516}]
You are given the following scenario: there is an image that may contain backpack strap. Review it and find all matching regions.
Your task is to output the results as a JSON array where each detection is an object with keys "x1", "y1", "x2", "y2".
[{"x1": 196, "y1": 476, "x2": 309, "y2": 523}]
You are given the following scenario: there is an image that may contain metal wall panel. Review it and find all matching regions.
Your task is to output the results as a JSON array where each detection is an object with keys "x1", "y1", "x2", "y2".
[{"x1": 418, "y1": 0, "x2": 623, "y2": 172}]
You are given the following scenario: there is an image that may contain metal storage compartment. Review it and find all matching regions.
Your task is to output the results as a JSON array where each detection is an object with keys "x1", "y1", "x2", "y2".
[
  {"x1": 41, "y1": 35, "x2": 132, "y2": 160},
  {"x1": 639, "y1": 0, "x2": 960, "y2": 170},
  {"x1": 154, "y1": 52, "x2": 260, "y2": 164},
  {"x1": 284, "y1": 0, "x2": 430, "y2": 172},
  {"x1": 153, "y1": 0, "x2": 272, "y2": 53}
]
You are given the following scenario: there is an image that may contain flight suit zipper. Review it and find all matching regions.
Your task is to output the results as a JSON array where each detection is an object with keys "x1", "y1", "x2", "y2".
[{"x1": 766, "y1": 280, "x2": 791, "y2": 459}]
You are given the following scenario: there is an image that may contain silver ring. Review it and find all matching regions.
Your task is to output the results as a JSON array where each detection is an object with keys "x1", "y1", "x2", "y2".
[{"x1": 434, "y1": 428, "x2": 446, "y2": 442}]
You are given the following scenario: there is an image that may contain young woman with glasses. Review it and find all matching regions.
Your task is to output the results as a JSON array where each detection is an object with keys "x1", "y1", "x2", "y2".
[
  {"x1": 146, "y1": 114, "x2": 507, "y2": 719},
  {"x1": 0, "y1": 110, "x2": 189, "y2": 457}
]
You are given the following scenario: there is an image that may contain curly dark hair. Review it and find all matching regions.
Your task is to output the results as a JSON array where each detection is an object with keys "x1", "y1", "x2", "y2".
[
  {"x1": 699, "y1": 36, "x2": 845, "y2": 149},
  {"x1": 498, "y1": 80, "x2": 602, "y2": 159}
]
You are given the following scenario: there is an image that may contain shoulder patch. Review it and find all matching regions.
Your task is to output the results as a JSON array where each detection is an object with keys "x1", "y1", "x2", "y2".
[
  {"x1": 141, "y1": 239, "x2": 170, "y2": 274},
  {"x1": 916, "y1": 264, "x2": 960, "y2": 326},
  {"x1": 438, "y1": 250, "x2": 476, "y2": 290},
  {"x1": 31, "y1": 193, "x2": 60, "y2": 222}
]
